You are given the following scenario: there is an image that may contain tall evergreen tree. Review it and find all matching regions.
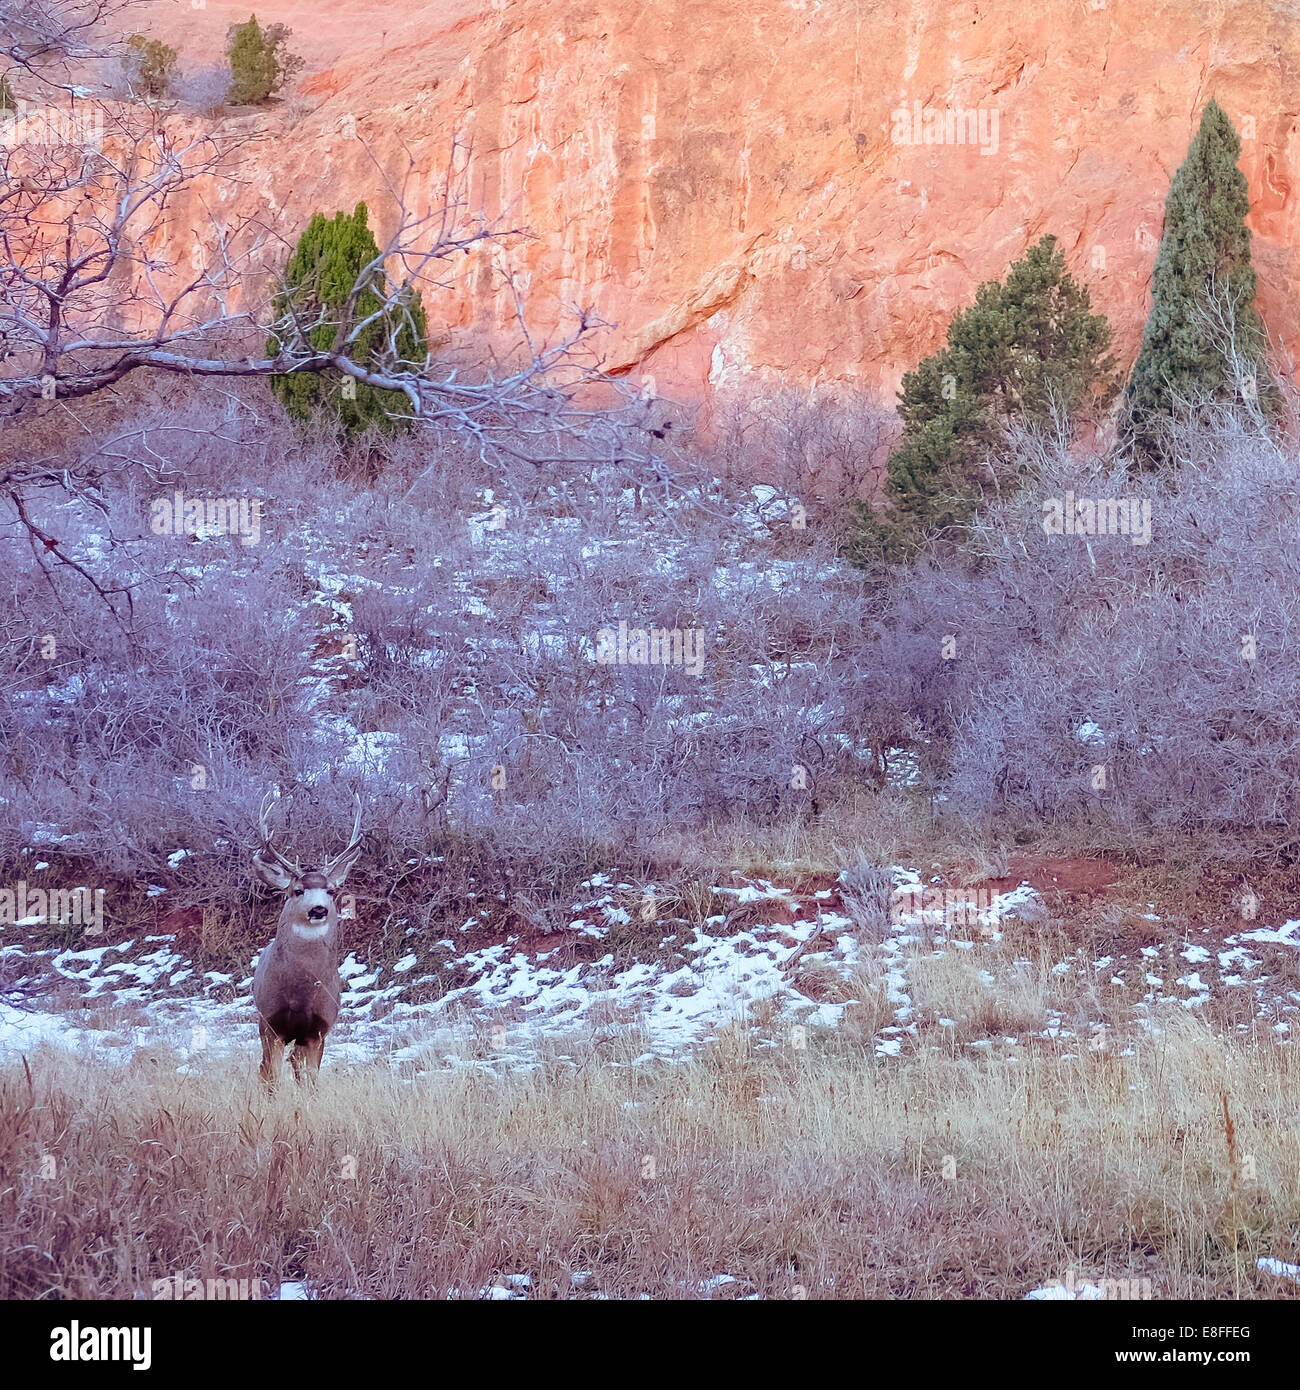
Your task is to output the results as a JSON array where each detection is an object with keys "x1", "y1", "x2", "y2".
[
  {"x1": 0, "y1": 73, "x2": 16, "y2": 115},
  {"x1": 1124, "y1": 99, "x2": 1277, "y2": 460},
  {"x1": 267, "y1": 203, "x2": 429, "y2": 438},
  {"x1": 855, "y1": 235, "x2": 1114, "y2": 560}
]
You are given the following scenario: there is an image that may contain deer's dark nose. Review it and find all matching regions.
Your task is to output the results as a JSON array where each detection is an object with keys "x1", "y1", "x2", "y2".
[{"x1": 307, "y1": 904, "x2": 328, "y2": 922}]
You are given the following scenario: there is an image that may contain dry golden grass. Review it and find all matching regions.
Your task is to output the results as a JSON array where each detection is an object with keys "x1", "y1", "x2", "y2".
[
  {"x1": 2, "y1": 1014, "x2": 1299, "y2": 1300},
  {"x1": 906, "y1": 925, "x2": 1106, "y2": 1044},
  {"x1": 647, "y1": 789, "x2": 920, "y2": 881}
]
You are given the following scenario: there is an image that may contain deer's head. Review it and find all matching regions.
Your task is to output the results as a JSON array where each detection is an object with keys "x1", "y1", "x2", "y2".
[{"x1": 253, "y1": 792, "x2": 363, "y2": 939}]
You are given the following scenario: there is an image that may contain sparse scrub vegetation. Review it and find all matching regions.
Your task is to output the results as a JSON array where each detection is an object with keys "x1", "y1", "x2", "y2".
[
  {"x1": 4, "y1": 397, "x2": 1300, "y2": 967},
  {"x1": 118, "y1": 32, "x2": 176, "y2": 98},
  {"x1": 172, "y1": 62, "x2": 230, "y2": 117},
  {"x1": 712, "y1": 388, "x2": 895, "y2": 529}
]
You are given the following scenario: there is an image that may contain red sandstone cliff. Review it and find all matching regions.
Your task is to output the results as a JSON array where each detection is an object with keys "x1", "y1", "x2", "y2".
[{"x1": 105, "y1": 0, "x2": 1300, "y2": 404}]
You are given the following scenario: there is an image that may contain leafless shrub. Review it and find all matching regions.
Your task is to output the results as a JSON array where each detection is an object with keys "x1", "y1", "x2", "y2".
[
  {"x1": 0, "y1": 392, "x2": 887, "y2": 922},
  {"x1": 279, "y1": 93, "x2": 318, "y2": 128},
  {"x1": 11, "y1": 365, "x2": 1295, "y2": 928},
  {"x1": 172, "y1": 64, "x2": 230, "y2": 118},
  {"x1": 906, "y1": 409, "x2": 1300, "y2": 840},
  {"x1": 712, "y1": 388, "x2": 898, "y2": 526},
  {"x1": 837, "y1": 853, "x2": 892, "y2": 937}
]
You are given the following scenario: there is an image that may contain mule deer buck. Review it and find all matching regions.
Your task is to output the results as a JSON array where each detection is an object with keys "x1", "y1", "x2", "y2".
[{"x1": 251, "y1": 791, "x2": 362, "y2": 1087}]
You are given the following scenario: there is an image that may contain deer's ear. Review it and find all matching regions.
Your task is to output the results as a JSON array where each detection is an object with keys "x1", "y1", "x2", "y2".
[
  {"x1": 325, "y1": 846, "x2": 360, "y2": 891},
  {"x1": 253, "y1": 851, "x2": 295, "y2": 891}
]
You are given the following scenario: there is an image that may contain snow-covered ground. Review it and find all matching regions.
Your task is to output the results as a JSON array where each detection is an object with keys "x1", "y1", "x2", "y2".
[
  {"x1": 0, "y1": 871, "x2": 1052, "y2": 1071},
  {"x1": 6, "y1": 866, "x2": 1299, "y2": 1076}
]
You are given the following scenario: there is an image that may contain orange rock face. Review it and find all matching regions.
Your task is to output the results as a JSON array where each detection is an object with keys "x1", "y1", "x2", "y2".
[{"x1": 132, "y1": 0, "x2": 1300, "y2": 408}]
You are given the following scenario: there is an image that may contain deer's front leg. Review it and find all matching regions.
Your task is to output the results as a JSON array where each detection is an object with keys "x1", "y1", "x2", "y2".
[
  {"x1": 258, "y1": 1017, "x2": 284, "y2": 1089},
  {"x1": 293, "y1": 1034, "x2": 325, "y2": 1083}
]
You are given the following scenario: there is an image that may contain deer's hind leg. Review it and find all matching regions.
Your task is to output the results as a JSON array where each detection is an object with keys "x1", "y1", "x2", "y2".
[{"x1": 258, "y1": 1017, "x2": 285, "y2": 1090}]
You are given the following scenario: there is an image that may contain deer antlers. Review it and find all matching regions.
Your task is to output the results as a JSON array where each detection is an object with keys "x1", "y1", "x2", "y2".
[
  {"x1": 256, "y1": 790, "x2": 301, "y2": 878},
  {"x1": 255, "y1": 789, "x2": 363, "y2": 876},
  {"x1": 322, "y1": 793, "x2": 364, "y2": 879}
]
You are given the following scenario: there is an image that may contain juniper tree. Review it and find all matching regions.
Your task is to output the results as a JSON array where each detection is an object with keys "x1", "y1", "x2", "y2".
[
  {"x1": 122, "y1": 34, "x2": 177, "y2": 98},
  {"x1": 854, "y1": 235, "x2": 1114, "y2": 561},
  {"x1": 226, "y1": 14, "x2": 302, "y2": 106},
  {"x1": 1124, "y1": 100, "x2": 1278, "y2": 461},
  {"x1": 267, "y1": 202, "x2": 429, "y2": 438}
]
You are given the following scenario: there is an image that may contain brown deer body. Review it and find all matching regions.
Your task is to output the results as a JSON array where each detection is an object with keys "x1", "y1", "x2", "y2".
[{"x1": 251, "y1": 793, "x2": 362, "y2": 1087}]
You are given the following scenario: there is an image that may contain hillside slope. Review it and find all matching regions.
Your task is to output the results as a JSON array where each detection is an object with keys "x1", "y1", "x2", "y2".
[{"x1": 122, "y1": 0, "x2": 1300, "y2": 404}]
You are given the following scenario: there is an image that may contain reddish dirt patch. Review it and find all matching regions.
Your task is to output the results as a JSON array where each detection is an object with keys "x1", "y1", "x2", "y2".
[
  {"x1": 983, "y1": 854, "x2": 1119, "y2": 903},
  {"x1": 312, "y1": 633, "x2": 354, "y2": 660},
  {"x1": 504, "y1": 930, "x2": 612, "y2": 966},
  {"x1": 722, "y1": 897, "x2": 801, "y2": 932},
  {"x1": 788, "y1": 874, "x2": 850, "y2": 921},
  {"x1": 156, "y1": 905, "x2": 203, "y2": 936}
]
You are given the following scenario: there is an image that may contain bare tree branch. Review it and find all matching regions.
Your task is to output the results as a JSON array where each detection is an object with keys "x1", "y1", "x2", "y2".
[
  {"x1": 0, "y1": 0, "x2": 136, "y2": 87},
  {"x1": 0, "y1": 51, "x2": 667, "y2": 622}
]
